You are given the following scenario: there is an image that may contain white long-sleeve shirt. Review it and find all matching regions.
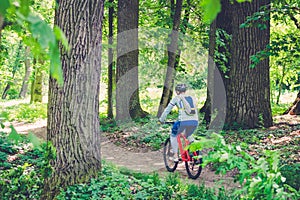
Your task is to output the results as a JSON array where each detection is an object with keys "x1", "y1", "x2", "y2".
[{"x1": 159, "y1": 94, "x2": 199, "y2": 122}]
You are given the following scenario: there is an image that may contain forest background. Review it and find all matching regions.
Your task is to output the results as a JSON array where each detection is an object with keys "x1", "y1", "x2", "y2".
[{"x1": 0, "y1": 0, "x2": 300, "y2": 199}]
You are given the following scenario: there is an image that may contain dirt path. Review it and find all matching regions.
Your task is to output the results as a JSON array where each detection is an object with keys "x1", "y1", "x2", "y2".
[{"x1": 2, "y1": 120, "x2": 239, "y2": 189}]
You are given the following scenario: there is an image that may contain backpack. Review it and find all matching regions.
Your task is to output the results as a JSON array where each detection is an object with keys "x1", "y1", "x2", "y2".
[{"x1": 179, "y1": 96, "x2": 196, "y2": 115}]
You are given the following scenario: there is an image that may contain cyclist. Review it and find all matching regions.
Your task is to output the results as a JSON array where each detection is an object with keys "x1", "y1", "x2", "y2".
[{"x1": 159, "y1": 83, "x2": 199, "y2": 162}]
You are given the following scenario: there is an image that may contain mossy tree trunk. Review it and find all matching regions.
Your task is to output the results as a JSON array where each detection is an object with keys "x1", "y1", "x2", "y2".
[
  {"x1": 19, "y1": 46, "x2": 32, "y2": 98},
  {"x1": 30, "y1": 59, "x2": 43, "y2": 103},
  {"x1": 41, "y1": 0, "x2": 104, "y2": 199}
]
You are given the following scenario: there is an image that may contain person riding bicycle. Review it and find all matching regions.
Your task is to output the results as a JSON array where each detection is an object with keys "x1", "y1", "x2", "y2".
[{"x1": 159, "y1": 83, "x2": 199, "y2": 162}]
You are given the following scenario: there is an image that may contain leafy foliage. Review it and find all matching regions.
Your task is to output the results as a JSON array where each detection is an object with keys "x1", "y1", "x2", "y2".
[
  {"x1": 190, "y1": 133, "x2": 300, "y2": 199},
  {"x1": 0, "y1": 103, "x2": 47, "y2": 123},
  {"x1": 0, "y1": 129, "x2": 55, "y2": 200},
  {"x1": 57, "y1": 161, "x2": 237, "y2": 200}
]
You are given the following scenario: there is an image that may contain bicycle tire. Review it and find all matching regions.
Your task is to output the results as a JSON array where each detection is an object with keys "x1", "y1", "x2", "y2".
[
  {"x1": 185, "y1": 152, "x2": 202, "y2": 179},
  {"x1": 163, "y1": 138, "x2": 178, "y2": 172}
]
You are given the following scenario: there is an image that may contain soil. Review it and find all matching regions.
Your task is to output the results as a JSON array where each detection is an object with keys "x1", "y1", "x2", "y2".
[{"x1": 2, "y1": 114, "x2": 300, "y2": 190}]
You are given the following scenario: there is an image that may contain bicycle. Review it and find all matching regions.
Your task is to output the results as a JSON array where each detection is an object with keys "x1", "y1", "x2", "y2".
[{"x1": 162, "y1": 122, "x2": 202, "y2": 179}]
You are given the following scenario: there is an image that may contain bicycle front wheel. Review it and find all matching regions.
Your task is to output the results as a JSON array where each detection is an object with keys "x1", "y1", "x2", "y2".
[
  {"x1": 163, "y1": 138, "x2": 178, "y2": 172},
  {"x1": 185, "y1": 154, "x2": 202, "y2": 179}
]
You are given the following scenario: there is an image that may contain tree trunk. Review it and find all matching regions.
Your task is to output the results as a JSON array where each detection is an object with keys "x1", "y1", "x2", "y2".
[
  {"x1": 226, "y1": 0, "x2": 273, "y2": 128},
  {"x1": 283, "y1": 90, "x2": 300, "y2": 115},
  {"x1": 41, "y1": 0, "x2": 104, "y2": 199},
  {"x1": 202, "y1": 0, "x2": 232, "y2": 129},
  {"x1": 276, "y1": 65, "x2": 285, "y2": 105},
  {"x1": 116, "y1": 0, "x2": 148, "y2": 121},
  {"x1": 30, "y1": 59, "x2": 43, "y2": 103},
  {"x1": 0, "y1": 15, "x2": 3, "y2": 42},
  {"x1": 157, "y1": 0, "x2": 183, "y2": 117},
  {"x1": 107, "y1": 0, "x2": 114, "y2": 119},
  {"x1": 1, "y1": 84, "x2": 10, "y2": 99},
  {"x1": 19, "y1": 46, "x2": 32, "y2": 98}
]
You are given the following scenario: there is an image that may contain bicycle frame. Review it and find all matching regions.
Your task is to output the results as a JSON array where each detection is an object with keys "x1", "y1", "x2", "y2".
[{"x1": 177, "y1": 133, "x2": 195, "y2": 162}]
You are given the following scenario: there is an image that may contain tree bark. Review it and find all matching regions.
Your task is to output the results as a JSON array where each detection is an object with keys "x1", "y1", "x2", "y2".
[
  {"x1": 157, "y1": 0, "x2": 183, "y2": 117},
  {"x1": 226, "y1": 0, "x2": 273, "y2": 128},
  {"x1": 30, "y1": 59, "x2": 43, "y2": 103},
  {"x1": 107, "y1": 0, "x2": 114, "y2": 119},
  {"x1": 283, "y1": 90, "x2": 300, "y2": 115},
  {"x1": 19, "y1": 46, "x2": 32, "y2": 98},
  {"x1": 203, "y1": 0, "x2": 273, "y2": 129},
  {"x1": 116, "y1": 0, "x2": 148, "y2": 121},
  {"x1": 41, "y1": 0, "x2": 104, "y2": 199},
  {"x1": 201, "y1": 0, "x2": 232, "y2": 129}
]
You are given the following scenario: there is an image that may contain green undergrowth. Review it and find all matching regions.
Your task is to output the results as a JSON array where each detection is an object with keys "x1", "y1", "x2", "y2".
[
  {"x1": 57, "y1": 161, "x2": 238, "y2": 200},
  {"x1": 0, "y1": 103, "x2": 47, "y2": 123},
  {"x1": 0, "y1": 128, "x2": 237, "y2": 200}
]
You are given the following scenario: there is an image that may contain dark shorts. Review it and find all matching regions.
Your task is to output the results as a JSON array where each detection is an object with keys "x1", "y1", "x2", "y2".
[{"x1": 171, "y1": 120, "x2": 198, "y2": 137}]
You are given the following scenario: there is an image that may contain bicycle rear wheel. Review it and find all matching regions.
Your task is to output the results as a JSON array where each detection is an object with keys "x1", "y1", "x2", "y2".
[
  {"x1": 163, "y1": 138, "x2": 178, "y2": 172},
  {"x1": 185, "y1": 152, "x2": 202, "y2": 179}
]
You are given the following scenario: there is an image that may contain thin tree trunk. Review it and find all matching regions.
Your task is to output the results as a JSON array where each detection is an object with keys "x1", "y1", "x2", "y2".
[
  {"x1": 2, "y1": 42, "x2": 22, "y2": 99},
  {"x1": 276, "y1": 65, "x2": 285, "y2": 105},
  {"x1": 41, "y1": 0, "x2": 104, "y2": 199},
  {"x1": 116, "y1": 0, "x2": 148, "y2": 121},
  {"x1": 19, "y1": 46, "x2": 32, "y2": 98},
  {"x1": 107, "y1": 0, "x2": 114, "y2": 119},
  {"x1": 30, "y1": 59, "x2": 43, "y2": 103},
  {"x1": 157, "y1": 0, "x2": 183, "y2": 117},
  {"x1": 0, "y1": 15, "x2": 3, "y2": 42},
  {"x1": 1, "y1": 84, "x2": 11, "y2": 99}
]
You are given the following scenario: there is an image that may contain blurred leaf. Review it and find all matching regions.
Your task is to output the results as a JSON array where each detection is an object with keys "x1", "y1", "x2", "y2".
[
  {"x1": 0, "y1": 0, "x2": 10, "y2": 15},
  {"x1": 200, "y1": 0, "x2": 221, "y2": 23},
  {"x1": 7, "y1": 125, "x2": 21, "y2": 144},
  {"x1": 53, "y1": 26, "x2": 70, "y2": 52},
  {"x1": 19, "y1": 0, "x2": 31, "y2": 16},
  {"x1": 28, "y1": 14, "x2": 55, "y2": 48},
  {"x1": 27, "y1": 132, "x2": 41, "y2": 149},
  {"x1": 50, "y1": 43, "x2": 64, "y2": 86}
]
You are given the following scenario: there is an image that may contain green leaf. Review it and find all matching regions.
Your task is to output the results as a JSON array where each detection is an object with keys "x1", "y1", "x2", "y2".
[
  {"x1": 201, "y1": 0, "x2": 221, "y2": 23},
  {"x1": 7, "y1": 125, "x2": 21, "y2": 144},
  {"x1": 27, "y1": 132, "x2": 41, "y2": 149},
  {"x1": 0, "y1": 0, "x2": 10, "y2": 16},
  {"x1": 53, "y1": 26, "x2": 70, "y2": 52},
  {"x1": 19, "y1": 0, "x2": 31, "y2": 16},
  {"x1": 28, "y1": 14, "x2": 55, "y2": 49},
  {"x1": 0, "y1": 0, "x2": 10, "y2": 15},
  {"x1": 49, "y1": 43, "x2": 64, "y2": 86}
]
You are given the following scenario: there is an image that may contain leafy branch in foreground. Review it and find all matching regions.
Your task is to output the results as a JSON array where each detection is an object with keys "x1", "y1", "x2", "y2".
[{"x1": 0, "y1": 0, "x2": 69, "y2": 86}]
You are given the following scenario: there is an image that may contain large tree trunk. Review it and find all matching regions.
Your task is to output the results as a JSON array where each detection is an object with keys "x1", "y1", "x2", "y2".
[
  {"x1": 107, "y1": 0, "x2": 114, "y2": 119},
  {"x1": 201, "y1": 0, "x2": 232, "y2": 129},
  {"x1": 157, "y1": 0, "x2": 183, "y2": 117},
  {"x1": 116, "y1": 0, "x2": 148, "y2": 121},
  {"x1": 41, "y1": 0, "x2": 104, "y2": 199},
  {"x1": 19, "y1": 46, "x2": 32, "y2": 98},
  {"x1": 226, "y1": 0, "x2": 273, "y2": 128}
]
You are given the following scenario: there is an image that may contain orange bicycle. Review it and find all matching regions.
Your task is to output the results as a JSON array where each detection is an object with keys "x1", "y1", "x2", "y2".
[{"x1": 163, "y1": 122, "x2": 202, "y2": 179}]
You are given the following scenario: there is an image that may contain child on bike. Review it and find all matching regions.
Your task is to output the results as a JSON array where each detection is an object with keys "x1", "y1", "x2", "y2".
[{"x1": 159, "y1": 83, "x2": 199, "y2": 162}]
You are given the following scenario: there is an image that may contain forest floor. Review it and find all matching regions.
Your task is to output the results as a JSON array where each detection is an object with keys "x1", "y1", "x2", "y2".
[{"x1": 2, "y1": 114, "x2": 300, "y2": 190}]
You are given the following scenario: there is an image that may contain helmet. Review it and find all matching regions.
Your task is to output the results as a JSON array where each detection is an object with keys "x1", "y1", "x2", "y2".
[{"x1": 175, "y1": 84, "x2": 187, "y2": 92}]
